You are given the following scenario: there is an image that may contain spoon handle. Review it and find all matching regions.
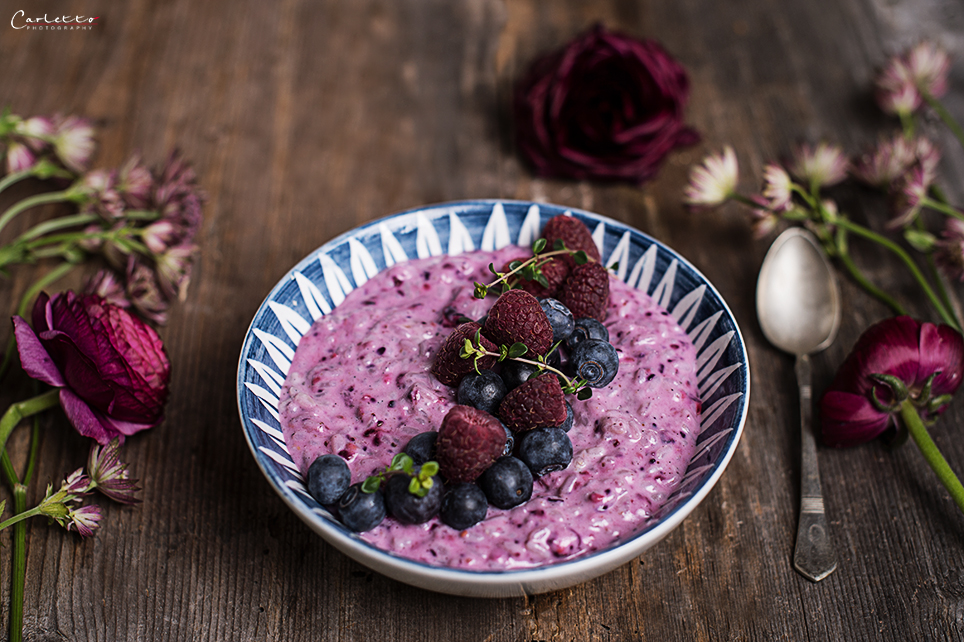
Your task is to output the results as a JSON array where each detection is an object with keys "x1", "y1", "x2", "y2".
[{"x1": 792, "y1": 353, "x2": 837, "y2": 582}]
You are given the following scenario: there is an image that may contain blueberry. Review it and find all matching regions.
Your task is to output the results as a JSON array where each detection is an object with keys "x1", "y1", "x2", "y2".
[
  {"x1": 478, "y1": 456, "x2": 533, "y2": 509},
  {"x1": 500, "y1": 422, "x2": 515, "y2": 456},
  {"x1": 566, "y1": 318, "x2": 609, "y2": 350},
  {"x1": 557, "y1": 401, "x2": 574, "y2": 433},
  {"x1": 306, "y1": 454, "x2": 351, "y2": 505},
  {"x1": 517, "y1": 427, "x2": 573, "y2": 476},
  {"x1": 384, "y1": 473, "x2": 443, "y2": 524},
  {"x1": 500, "y1": 360, "x2": 540, "y2": 391},
  {"x1": 439, "y1": 482, "x2": 488, "y2": 530},
  {"x1": 337, "y1": 483, "x2": 386, "y2": 532},
  {"x1": 404, "y1": 431, "x2": 438, "y2": 465},
  {"x1": 571, "y1": 338, "x2": 619, "y2": 387},
  {"x1": 457, "y1": 369, "x2": 506, "y2": 414},
  {"x1": 538, "y1": 298, "x2": 575, "y2": 342}
]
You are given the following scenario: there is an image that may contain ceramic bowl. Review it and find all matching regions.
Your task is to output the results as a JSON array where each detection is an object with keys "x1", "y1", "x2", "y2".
[{"x1": 237, "y1": 199, "x2": 749, "y2": 597}]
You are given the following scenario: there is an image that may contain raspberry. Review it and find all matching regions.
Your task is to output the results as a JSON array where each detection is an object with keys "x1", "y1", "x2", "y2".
[
  {"x1": 436, "y1": 405, "x2": 507, "y2": 483},
  {"x1": 431, "y1": 322, "x2": 497, "y2": 386},
  {"x1": 559, "y1": 261, "x2": 610, "y2": 322},
  {"x1": 514, "y1": 256, "x2": 570, "y2": 299},
  {"x1": 498, "y1": 372, "x2": 567, "y2": 432},
  {"x1": 541, "y1": 215, "x2": 601, "y2": 268},
  {"x1": 482, "y1": 289, "x2": 553, "y2": 357}
]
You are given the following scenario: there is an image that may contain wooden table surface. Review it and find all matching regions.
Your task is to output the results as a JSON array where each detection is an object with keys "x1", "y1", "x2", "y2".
[{"x1": 0, "y1": 0, "x2": 962, "y2": 640}]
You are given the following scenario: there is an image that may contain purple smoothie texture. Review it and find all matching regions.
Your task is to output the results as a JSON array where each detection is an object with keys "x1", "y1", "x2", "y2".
[{"x1": 278, "y1": 246, "x2": 701, "y2": 570}]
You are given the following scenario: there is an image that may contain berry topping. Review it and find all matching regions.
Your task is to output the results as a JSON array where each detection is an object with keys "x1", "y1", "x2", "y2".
[
  {"x1": 566, "y1": 317, "x2": 610, "y2": 349},
  {"x1": 559, "y1": 261, "x2": 610, "y2": 322},
  {"x1": 517, "y1": 427, "x2": 573, "y2": 477},
  {"x1": 498, "y1": 372, "x2": 567, "y2": 431},
  {"x1": 337, "y1": 483, "x2": 386, "y2": 532},
  {"x1": 538, "y1": 297, "x2": 575, "y2": 343},
  {"x1": 432, "y1": 322, "x2": 498, "y2": 386},
  {"x1": 306, "y1": 454, "x2": 352, "y2": 505},
  {"x1": 540, "y1": 215, "x2": 601, "y2": 267},
  {"x1": 403, "y1": 431, "x2": 438, "y2": 466},
  {"x1": 558, "y1": 400, "x2": 574, "y2": 433},
  {"x1": 508, "y1": 255, "x2": 570, "y2": 299},
  {"x1": 571, "y1": 338, "x2": 619, "y2": 387},
  {"x1": 483, "y1": 289, "x2": 553, "y2": 357},
  {"x1": 478, "y1": 456, "x2": 533, "y2": 509},
  {"x1": 384, "y1": 472, "x2": 444, "y2": 524},
  {"x1": 457, "y1": 369, "x2": 507, "y2": 415},
  {"x1": 436, "y1": 405, "x2": 507, "y2": 483},
  {"x1": 500, "y1": 360, "x2": 540, "y2": 391},
  {"x1": 439, "y1": 482, "x2": 488, "y2": 530}
]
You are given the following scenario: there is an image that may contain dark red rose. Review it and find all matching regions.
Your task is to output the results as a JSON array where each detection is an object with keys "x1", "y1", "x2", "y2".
[
  {"x1": 14, "y1": 291, "x2": 170, "y2": 444},
  {"x1": 514, "y1": 24, "x2": 699, "y2": 184}
]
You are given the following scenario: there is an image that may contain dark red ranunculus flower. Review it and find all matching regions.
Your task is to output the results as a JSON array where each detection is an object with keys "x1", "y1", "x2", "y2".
[
  {"x1": 820, "y1": 316, "x2": 964, "y2": 447},
  {"x1": 514, "y1": 24, "x2": 699, "y2": 184},
  {"x1": 13, "y1": 291, "x2": 170, "y2": 444}
]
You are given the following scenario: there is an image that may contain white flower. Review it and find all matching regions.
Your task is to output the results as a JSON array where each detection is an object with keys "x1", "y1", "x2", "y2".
[
  {"x1": 790, "y1": 142, "x2": 848, "y2": 188},
  {"x1": 684, "y1": 146, "x2": 738, "y2": 207}
]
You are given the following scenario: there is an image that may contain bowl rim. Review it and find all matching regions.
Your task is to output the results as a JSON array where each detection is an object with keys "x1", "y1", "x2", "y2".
[{"x1": 236, "y1": 198, "x2": 750, "y2": 589}]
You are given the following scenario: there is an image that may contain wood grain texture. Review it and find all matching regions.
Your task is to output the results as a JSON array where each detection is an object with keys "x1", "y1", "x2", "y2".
[{"x1": 0, "y1": 0, "x2": 961, "y2": 640}]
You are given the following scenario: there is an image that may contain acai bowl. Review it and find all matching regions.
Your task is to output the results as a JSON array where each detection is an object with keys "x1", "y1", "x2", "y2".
[{"x1": 236, "y1": 200, "x2": 749, "y2": 597}]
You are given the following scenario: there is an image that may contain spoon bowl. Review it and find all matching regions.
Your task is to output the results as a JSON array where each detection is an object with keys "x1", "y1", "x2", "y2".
[{"x1": 756, "y1": 227, "x2": 840, "y2": 583}]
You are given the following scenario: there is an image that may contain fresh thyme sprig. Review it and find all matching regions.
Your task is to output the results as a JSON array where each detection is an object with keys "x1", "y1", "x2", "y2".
[
  {"x1": 473, "y1": 238, "x2": 590, "y2": 299},
  {"x1": 361, "y1": 453, "x2": 438, "y2": 497},
  {"x1": 459, "y1": 330, "x2": 593, "y2": 399}
]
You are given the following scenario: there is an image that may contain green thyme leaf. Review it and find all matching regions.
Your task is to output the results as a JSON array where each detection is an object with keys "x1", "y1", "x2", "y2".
[
  {"x1": 499, "y1": 344, "x2": 509, "y2": 361},
  {"x1": 553, "y1": 239, "x2": 566, "y2": 252},
  {"x1": 361, "y1": 476, "x2": 382, "y2": 494},
  {"x1": 408, "y1": 476, "x2": 423, "y2": 496},
  {"x1": 421, "y1": 461, "x2": 439, "y2": 478},
  {"x1": 473, "y1": 282, "x2": 488, "y2": 299},
  {"x1": 389, "y1": 453, "x2": 411, "y2": 472},
  {"x1": 577, "y1": 386, "x2": 593, "y2": 400},
  {"x1": 609, "y1": 261, "x2": 620, "y2": 271},
  {"x1": 532, "y1": 238, "x2": 547, "y2": 254},
  {"x1": 574, "y1": 250, "x2": 588, "y2": 265},
  {"x1": 460, "y1": 338, "x2": 474, "y2": 359},
  {"x1": 507, "y1": 342, "x2": 528, "y2": 359},
  {"x1": 488, "y1": 263, "x2": 498, "y2": 275},
  {"x1": 536, "y1": 272, "x2": 550, "y2": 288},
  {"x1": 509, "y1": 260, "x2": 523, "y2": 271}
]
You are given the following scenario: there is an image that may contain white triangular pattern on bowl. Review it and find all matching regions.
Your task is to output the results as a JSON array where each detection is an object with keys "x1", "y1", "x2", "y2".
[
  {"x1": 252, "y1": 329, "x2": 293, "y2": 375},
  {"x1": 517, "y1": 204, "x2": 541, "y2": 247},
  {"x1": 349, "y1": 238, "x2": 379, "y2": 287},
  {"x1": 448, "y1": 212, "x2": 475, "y2": 255},
  {"x1": 295, "y1": 272, "x2": 331, "y2": 319},
  {"x1": 380, "y1": 223, "x2": 408, "y2": 267},
  {"x1": 607, "y1": 231, "x2": 631, "y2": 280},
  {"x1": 628, "y1": 245, "x2": 658, "y2": 292},
  {"x1": 240, "y1": 201, "x2": 748, "y2": 547},
  {"x1": 269, "y1": 301, "x2": 310, "y2": 344},
  {"x1": 416, "y1": 213, "x2": 443, "y2": 259},
  {"x1": 481, "y1": 203, "x2": 510, "y2": 250},
  {"x1": 320, "y1": 254, "x2": 353, "y2": 307}
]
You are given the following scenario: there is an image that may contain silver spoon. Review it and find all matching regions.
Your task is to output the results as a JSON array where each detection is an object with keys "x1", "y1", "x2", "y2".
[{"x1": 756, "y1": 227, "x2": 840, "y2": 582}]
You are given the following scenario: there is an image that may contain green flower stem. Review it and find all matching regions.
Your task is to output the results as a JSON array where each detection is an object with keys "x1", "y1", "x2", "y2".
[
  {"x1": 921, "y1": 196, "x2": 964, "y2": 222},
  {"x1": 0, "y1": 260, "x2": 77, "y2": 381},
  {"x1": 0, "y1": 505, "x2": 46, "y2": 532},
  {"x1": 831, "y1": 217, "x2": 960, "y2": 331},
  {"x1": 922, "y1": 92, "x2": 964, "y2": 154},
  {"x1": 9, "y1": 483, "x2": 27, "y2": 642},
  {"x1": 899, "y1": 401, "x2": 964, "y2": 515},
  {"x1": 0, "y1": 390, "x2": 59, "y2": 462},
  {"x1": 0, "y1": 190, "x2": 72, "y2": 238},
  {"x1": 836, "y1": 248, "x2": 906, "y2": 315},
  {"x1": 899, "y1": 111, "x2": 916, "y2": 139},
  {"x1": 0, "y1": 168, "x2": 37, "y2": 196},
  {"x1": 16, "y1": 212, "x2": 97, "y2": 243}
]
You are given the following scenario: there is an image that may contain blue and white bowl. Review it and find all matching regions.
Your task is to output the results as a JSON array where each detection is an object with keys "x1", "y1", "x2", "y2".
[{"x1": 237, "y1": 200, "x2": 749, "y2": 597}]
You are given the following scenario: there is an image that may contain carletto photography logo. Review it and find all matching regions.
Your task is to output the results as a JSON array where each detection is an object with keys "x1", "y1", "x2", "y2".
[{"x1": 11, "y1": 10, "x2": 99, "y2": 30}]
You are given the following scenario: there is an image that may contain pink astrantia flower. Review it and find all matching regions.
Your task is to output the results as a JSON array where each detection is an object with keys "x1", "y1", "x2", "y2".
[
  {"x1": 514, "y1": 24, "x2": 699, "y2": 184},
  {"x1": 683, "y1": 146, "x2": 738, "y2": 207},
  {"x1": 935, "y1": 218, "x2": 964, "y2": 282},
  {"x1": 906, "y1": 41, "x2": 951, "y2": 99},
  {"x1": 851, "y1": 133, "x2": 940, "y2": 188},
  {"x1": 888, "y1": 165, "x2": 932, "y2": 229},
  {"x1": 52, "y1": 115, "x2": 95, "y2": 173},
  {"x1": 790, "y1": 142, "x2": 849, "y2": 188},
  {"x1": 747, "y1": 195, "x2": 779, "y2": 239},
  {"x1": 761, "y1": 163, "x2": 793, "y2": 210},
  {"x1": 66, "y1": 505, "x2": 102, "y2": 537},
  {"x1": 14, "y1": 116, "x2": 54, "y2": 150},
  {"x1": 5, "y1": 141, "x2": 35, "y2": 174},
  {"x1": 116, "y1": 154, "x2": 154, "y2": 209},
  {"x1": 13, "y1": 291, "x2": 170, "y2": 444},
  {"x1": 821, "y1": 316, "x2": 964, "y2": 447},
  {"x1": 62, "y1": 468, "x2": 92, "y2": 496},
  {"x1": 87, "y1": 439, "x2": 141, "y2": 504},
  {"x1": 84, "y1": 269, "x2": 130, "y2": 309},
  {"x1": 125, "y1": 260, "x2": 170, "y2": 325}
]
